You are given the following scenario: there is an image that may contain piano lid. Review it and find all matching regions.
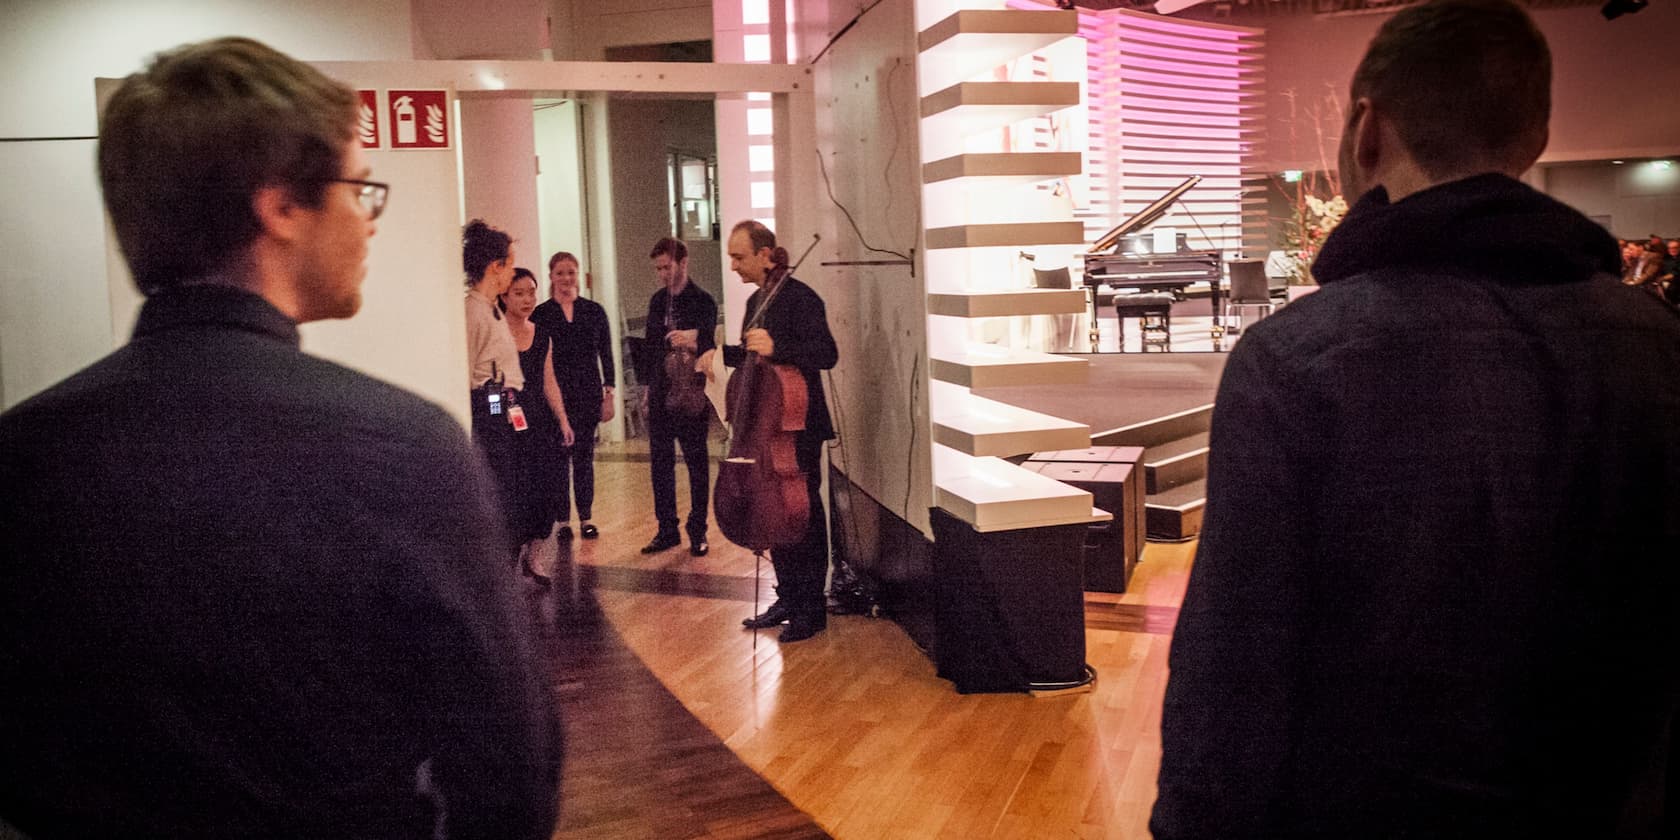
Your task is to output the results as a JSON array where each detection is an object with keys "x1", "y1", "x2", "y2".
[{"x1": 1088, "y1": 175, "x2": 1202, "y2": 255}]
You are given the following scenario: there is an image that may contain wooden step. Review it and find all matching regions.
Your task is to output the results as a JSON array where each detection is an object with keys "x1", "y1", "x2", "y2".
[
  {"x1": 917, "y1": 9, "x2": 1079, "y2": 94},
  {"x1": 923, "y1": 152, "x2": 1083, "y2": 186},
  {"x1": 1146, "y1": 477, "x2": 1206, "y2": 542},
  {"x1": 1093, "y1": 403, "x2": 1214, "y2": 448},
  {"x1": 931, "y1": 390, "x2": 1090, "y2": 458},
  {"x1": 929, "y1": 346, "x2": 1087, "y2": 389},
  {"x1": 1144, "y1": 432, "x2": 1209, "y2": 494},
  {"x1": 920, "y1": 81, "x2": 1080, "y2": 138},
  {"x1": 927, "y1": 288, "x2": 1087, "y2": 318}
]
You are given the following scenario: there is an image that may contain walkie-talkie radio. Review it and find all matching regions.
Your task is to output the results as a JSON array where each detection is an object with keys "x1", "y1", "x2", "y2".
[{"x1": 486, "y1": 362, "x2": 505, "y2": 415}]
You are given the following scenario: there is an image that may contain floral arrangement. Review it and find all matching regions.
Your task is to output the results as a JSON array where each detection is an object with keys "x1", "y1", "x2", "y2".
[{"x1": 1283, "y1": 191, "x2": 1347, "y2": 285}]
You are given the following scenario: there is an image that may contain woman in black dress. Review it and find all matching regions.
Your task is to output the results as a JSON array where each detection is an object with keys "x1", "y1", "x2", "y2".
[
  {"x1": 500, "y1": 268, "x2": 574, "y2": 581},
  {"x1": 531, "y1": 251, "x2": 616, "y2": 540}
]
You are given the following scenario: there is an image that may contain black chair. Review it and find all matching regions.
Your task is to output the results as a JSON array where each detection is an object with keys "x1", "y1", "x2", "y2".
[
  {"x1": 1223, "y1": 259, "x2": 1274, "y2": 333},
  {"x1": 622, "y1": 334, "x2": 652, "y2": 439}
]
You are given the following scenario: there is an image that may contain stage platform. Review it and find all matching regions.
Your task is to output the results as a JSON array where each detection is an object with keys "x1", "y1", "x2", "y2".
[
  {"x1": 973, "y1": 351, "x2": 1226, "y2": 438},
  {"x1": 976, "y1": 352, "x2": 1229, "y2": 541}
]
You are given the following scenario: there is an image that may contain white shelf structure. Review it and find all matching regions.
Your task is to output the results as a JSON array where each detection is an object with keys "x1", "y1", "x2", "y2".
[
  {"x1": 916, "y1": 4, "x2": 1098, "y2": 531},
  {"x1": 928, "y1": 345, "x2": 1087, "y2": 389},
  {"x1": 920, "y1": 81, "x2": 1081, "y2": 138},
  {"x1": 922, "y1": 151, "x2": 1082, "y2": 185},
  {"x1": 933, "y1": 444, "x2": 1111, "y2": 533},
  {"x1": 926, "y1": 288, "x2": 1086, "y2": 318},
  {"x1": 930, "y1": 384, "x2": 1090, "y2": 458}
]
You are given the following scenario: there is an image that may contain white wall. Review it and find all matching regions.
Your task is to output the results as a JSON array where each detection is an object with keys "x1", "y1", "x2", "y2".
[
  {"x1": 1258, "y1": 1, "x2": 1680, "y2": 171},
  {"x1": 535, "y1": 101, "x2": 591, "y2": 281},
  {"x1": 556, "y1": 0, "x2": 714, "y2": 61},
  {"x1": 1542, "y1": 161, "x2": 1680, "y2": 240},
  {"x1": 797, "y1": 0, "x2": 933, "y2": 535},
  {"x1": 461, "y1": 97, "x2": 544, "y2": 273},
  {"x1": 608, "y1": 98, "x2": 724, "y2": 321},
  {"x1": 0, "y1": 0, "x2": 413, "y2": 409},
  {"x1": 412, "y1": 0, "x2": 545, "y2": 60}
]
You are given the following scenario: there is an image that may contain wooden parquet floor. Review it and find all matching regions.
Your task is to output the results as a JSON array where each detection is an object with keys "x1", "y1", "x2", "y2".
[{"x1": 531, "y1": 456, "x2": 1192, "y2": 839}]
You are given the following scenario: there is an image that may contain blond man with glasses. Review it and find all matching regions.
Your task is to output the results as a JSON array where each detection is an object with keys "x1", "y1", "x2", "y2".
[{"x1": 0, "y1": 38, "x2": 560, "y2": 839}]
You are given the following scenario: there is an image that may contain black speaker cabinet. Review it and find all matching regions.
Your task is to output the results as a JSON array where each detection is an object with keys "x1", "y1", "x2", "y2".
[
  {"x1": 929, "y1": 508, "x2": 1090, "y2": 694},
  {"x1": 1025, "y1": 447, "x2": 1145, "y2": 592}
]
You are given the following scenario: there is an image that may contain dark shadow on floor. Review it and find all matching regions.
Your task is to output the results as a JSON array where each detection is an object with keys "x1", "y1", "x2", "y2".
[{"x1": 534, "y1": 543, "x2": 830, "y2": 840}]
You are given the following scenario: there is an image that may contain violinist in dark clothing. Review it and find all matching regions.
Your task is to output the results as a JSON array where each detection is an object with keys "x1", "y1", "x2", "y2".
[
  {"x1": 723, "y1": 221, "x2": 839, "y2": 643},
  {"x1": 642, "y1": 237, "x2": 718, "y2": 557}
]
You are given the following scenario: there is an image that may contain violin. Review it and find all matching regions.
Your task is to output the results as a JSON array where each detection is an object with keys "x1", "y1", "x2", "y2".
[{"x1": 713, "y1": 246, "x2": 814, "y2": 552}]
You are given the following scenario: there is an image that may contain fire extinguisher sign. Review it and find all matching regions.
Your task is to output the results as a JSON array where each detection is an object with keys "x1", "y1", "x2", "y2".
[{"x1": 387, "y1": 90, "x2": 450, "y2": 150}]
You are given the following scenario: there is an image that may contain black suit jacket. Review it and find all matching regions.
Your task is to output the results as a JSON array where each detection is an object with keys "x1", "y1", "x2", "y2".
[
  {"x1": 723, "y1": 275, "x2": 838, "y2": 440},
  {"x1": 0, "y1": 285, "x2": 561, "y2": 839}
]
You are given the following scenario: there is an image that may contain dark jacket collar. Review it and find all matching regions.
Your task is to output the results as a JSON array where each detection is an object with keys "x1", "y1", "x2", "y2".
[
  {"x1": 132, "y1": 283, "x2": 301, "y2": 348},
  {"x1": 1312, "y1": 173, "x2": 1622, "y2": 287}
]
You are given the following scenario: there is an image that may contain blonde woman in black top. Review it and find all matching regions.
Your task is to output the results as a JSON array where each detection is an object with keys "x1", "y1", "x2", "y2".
[{"x1": 530, "y1": 251, "x2": 615, "y2": 540}]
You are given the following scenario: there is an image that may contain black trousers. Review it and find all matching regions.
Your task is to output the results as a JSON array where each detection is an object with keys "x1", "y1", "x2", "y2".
[
  {"x1": 549, "y1": 421, "x2": 598, "y2": 523},
  {"x1": 470, "y1": 396, "x2": 545, "y2": 551},
  {"x1": 647, "y1": 405, "x2": 710, "y2": 541},
  {"x1": 769, "y1": 432, "x2": 829, "y2": 617}
]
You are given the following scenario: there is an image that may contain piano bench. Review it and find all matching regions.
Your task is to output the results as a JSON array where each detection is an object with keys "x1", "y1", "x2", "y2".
[{"x1": 1113, "y1": 293, "x2": 1175, "y2": 348}]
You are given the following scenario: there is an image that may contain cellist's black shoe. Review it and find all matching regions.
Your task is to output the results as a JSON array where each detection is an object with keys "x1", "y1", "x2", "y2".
[
  {"x1": 778, "y1": 613, "x2": 826, "y2": 643},
  {"x1": 742, "y1": 601, "x2": 792, "y2": 629},
  {"x1": 690, "y1": 541, "x2": 709, "y2": 557},
  {"x1": 640, "y1": 532, "x2": 681, "y2": 554}
]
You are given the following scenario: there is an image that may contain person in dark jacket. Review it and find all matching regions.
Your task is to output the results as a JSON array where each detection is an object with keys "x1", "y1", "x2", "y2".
[
  {"x1": 0, "y1": 38, "x2": 561, "y2": 839},
  {"x1": 723, "y1": 221, "x2": 840, "y2": 643},
  {"x1": 1152, "y1": 2, "x2": 1679, "y2": 838},
  {"x1": 641, "y1": 237, "x2": 718, "y2": 557},
  {"x1": 531, "y1": 251, "x2": 615, "y2": 540}
]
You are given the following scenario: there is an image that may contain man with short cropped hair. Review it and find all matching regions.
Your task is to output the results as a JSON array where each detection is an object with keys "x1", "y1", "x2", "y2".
[
  {"x1": 0, "y1": 38, "x2": 559, "y2": 839},
  {"x1": 641, "y1": 236, "x2": 718, "y2": 557},
  {"x1": 1153, "y1": 1, "x2": 1679, "y2": 836},
  {"x1": 724, "y1": 220, "x2": 839, "y2": 643}
]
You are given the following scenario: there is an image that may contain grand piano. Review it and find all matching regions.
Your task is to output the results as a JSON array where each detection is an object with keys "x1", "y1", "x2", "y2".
[{"x1": 1082, "y1": 175, "x2": 1222, "y2": 318}]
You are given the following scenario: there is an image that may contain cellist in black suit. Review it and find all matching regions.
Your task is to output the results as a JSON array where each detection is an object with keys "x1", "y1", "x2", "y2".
[{"x1": 722, "y1": 221, "x2": 839, "y2": 643}]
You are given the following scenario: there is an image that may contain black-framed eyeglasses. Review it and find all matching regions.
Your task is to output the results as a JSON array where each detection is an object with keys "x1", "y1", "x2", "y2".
[{"x1": 329, "y1": 178, "x2": 390, "y2": 220}]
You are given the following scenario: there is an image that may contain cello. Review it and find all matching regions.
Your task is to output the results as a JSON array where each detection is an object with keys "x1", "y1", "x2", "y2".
[{"x1": 713, "y1": 244, "x2": 816, "y2": 552}]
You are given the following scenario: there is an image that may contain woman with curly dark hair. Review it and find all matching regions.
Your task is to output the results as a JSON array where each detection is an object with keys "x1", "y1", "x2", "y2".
[{"x1": 463, "y1": 220, "x2": 562, "y2": 581}]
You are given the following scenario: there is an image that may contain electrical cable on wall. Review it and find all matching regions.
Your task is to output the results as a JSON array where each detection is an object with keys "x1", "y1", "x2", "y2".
[
  {"x1": 880, "y1": 58, "x2": 905, "y2": 232},
  {"x1": 809, "y1": 0, "x2": 891, "y2": 66},
  {"x1": 902, "y1": 350, "x2": 920, "y2": 520},
  {"x1": 818, "y1": 149, "x2": 915, "y2": 268}
]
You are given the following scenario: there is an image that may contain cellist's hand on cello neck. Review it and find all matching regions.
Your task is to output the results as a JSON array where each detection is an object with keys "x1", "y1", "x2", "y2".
[{"x1": 743, "y1": 328, "x2": 774, "y2": 357}]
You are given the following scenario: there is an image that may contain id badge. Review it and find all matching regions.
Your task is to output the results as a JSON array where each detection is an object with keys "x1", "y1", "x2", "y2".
[{"x1": 508, "y1": 405, "x2": 529, "y2": 431}]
